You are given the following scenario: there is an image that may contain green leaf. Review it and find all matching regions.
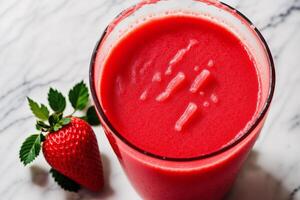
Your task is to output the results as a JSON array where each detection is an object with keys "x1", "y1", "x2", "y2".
[
  {"x1": 35, "y1": 124, "x2": 42, "y2": 131},
  {"x1": 49, "y1": 115, "x2": 71, "y2": 132},
  {"x1": 68, "y1": 81, "x2": 89, "y2": 110},
  {"x1": 36, "y1": 121, "x2": 50, "y2": 131},
  {"x1": 60, "y1": 118, "x2": 71, "y2": 126},
  {"x1": 48, "y1": 113, "x2": 63, "y2": 127},
  {"x1": 27, "y1": 97, "x2": 49, "y2": 121},
  {"x1": 48, "y1": 88, "x2": 66, "y2": 113},
  {"x1": 86, "y1": 106, "x2": 100, "y2": 126},
  {"x1": 50, "y1": 168, "x2": 81, "y2": 192},
  {"x1": 19, "y1": 134, "x2": 44, "y2": 166},
  {"x1": 53, "y1": 123, "x2": 63, "y2": 132}
]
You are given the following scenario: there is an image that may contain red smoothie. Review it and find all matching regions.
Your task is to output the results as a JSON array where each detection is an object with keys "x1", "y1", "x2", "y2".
[
  {"x1": 91, "y1": 0, "x2": 275, "y2": 198},
  {"x1": 99, "y1": 16, "x2": 259, "y2": 159},
  {"x1": 90, "y1": 0, "x2": 276, "y2": 196}
]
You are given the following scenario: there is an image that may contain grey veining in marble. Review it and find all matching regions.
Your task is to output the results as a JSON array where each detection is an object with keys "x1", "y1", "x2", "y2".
[{"x1": 0, "y1": 0, "x2": 299, "y2": 199}]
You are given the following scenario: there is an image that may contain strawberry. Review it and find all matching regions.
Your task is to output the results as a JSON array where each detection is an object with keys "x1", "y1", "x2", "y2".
[
  {"x1": 19, "y1": 81, "x2": 103, "y2": 192},
  {"x1": 43, "y1": 117, "x2": 104, "y2": 192}
]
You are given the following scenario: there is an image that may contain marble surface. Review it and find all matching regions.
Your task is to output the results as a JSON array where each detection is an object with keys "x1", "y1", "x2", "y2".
[{"x1": 0, "y1": 0, "x2": 299, "y2": 199}]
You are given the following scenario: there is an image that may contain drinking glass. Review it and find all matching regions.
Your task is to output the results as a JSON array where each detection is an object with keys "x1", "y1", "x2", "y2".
[{"x1": 90, "y1": 0, "x2": 275, "y2": 199}]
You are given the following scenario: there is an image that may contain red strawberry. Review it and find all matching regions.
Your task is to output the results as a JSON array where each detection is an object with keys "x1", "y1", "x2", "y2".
[
  {"x1": 19, "y1": 81, "x2": 103, "y2": 192},
  {"x1": 43, "y1": 117, "x2": 104, "y2": 192}
]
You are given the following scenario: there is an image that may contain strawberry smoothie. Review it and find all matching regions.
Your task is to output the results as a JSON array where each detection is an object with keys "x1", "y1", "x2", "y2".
[
  {"x1": 99, "y1": 15, "x2": 259, "y2": 159},
  {"x1": 90, "y1": 1, "x2": 275, "y2": 199}
]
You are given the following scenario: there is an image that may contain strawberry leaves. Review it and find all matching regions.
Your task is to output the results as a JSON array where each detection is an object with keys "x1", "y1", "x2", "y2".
[
  {"x1": 86, "y1": 106, "x2": 100, "y2": 126},
  {"x1": 19, "y1": 134, "x2": 45, "y2": 165},
  {"x1": 68, "y1": 81, "x2": 89, "y2": 111},
  {"x1": 28, "y1": 98, "x2": 49, "y2": 121},
  {"x1": 48, "y1": 113, "x2": 71, "y2": 132},
  {"x1": 48, "y1": 88, "x2": 66, "y2": 113},
  {"x1": 36, "y1": 120, "x2": 50, "y2": 131},
  {"x1": 50, "y1": 168, "x2": 81, "y2": 192},
  {"x1": 67, "y1": 81, "x2": 100, "y2": 126},
  {"x1": 26, "y1": 81, "x2": 99, "y2": 134}
]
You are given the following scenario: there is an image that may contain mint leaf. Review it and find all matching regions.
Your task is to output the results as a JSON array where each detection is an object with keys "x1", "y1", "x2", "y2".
[
  {"x1": 86, "y1": 106, "x2": 100, "y2": 126},
  {"x1": 68, "y1": 81, "x2": 89, "y2": 110},
  {"x1": 50, "y1": 168, "x2": 81, "y2": 192},
  {"x1": 27, "y1": 97, "x2": 49, "y2": 121},
  {"x1": 48, "y1": 88, "x2": 66, "y2": 113},
  {"x1": 19, "y1": 134, "x2": 44, "y2": 166}
]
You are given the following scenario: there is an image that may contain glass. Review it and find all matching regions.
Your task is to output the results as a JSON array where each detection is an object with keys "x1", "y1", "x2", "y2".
[{"x1": 89, "y1": 0, "x2": 275, "y2": 199}]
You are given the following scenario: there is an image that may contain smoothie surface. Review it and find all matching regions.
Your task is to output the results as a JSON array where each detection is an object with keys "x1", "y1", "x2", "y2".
[{"x1": 99, "y1": 15, "x2": 259, "y2": 158}]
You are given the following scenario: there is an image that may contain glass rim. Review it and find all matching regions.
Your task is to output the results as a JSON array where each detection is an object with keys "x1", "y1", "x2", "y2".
[{"x1": 89, "y1": 0, "x2": 276, "y2": 162}]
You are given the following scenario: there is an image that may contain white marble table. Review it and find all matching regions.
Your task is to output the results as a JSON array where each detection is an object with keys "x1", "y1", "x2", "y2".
[{"x1": 0, "y1": 0, "x2": 299, "y2": 199}]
